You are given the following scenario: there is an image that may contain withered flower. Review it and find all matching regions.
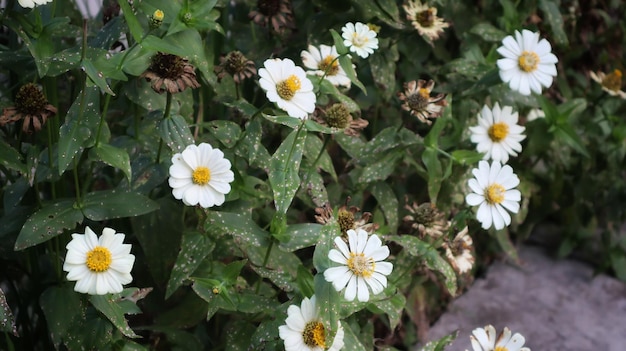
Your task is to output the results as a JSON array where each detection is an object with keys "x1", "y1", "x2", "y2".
[
  {"x1": 1, "y1": 83, "x2": 57, "y2": 134},
  {"x1": 312, "y1": 103, "x2": 369, "y2": 137},
  {"x1": 590, "y1": 69, "x2": 626, "y2": 99},
  {"x1": 249, "y1": 0, "x2": 295, "y2": 34},
  {"x1": 403, "y1": 199, "x2": 449, "y2": 239},
  {"x1": 398, "y1": 79, "x2": 447, "y2": 125},
  {"x1": 403, "y1": 0, "x2": 450, "y2": 45},
  {"x1": 315, "y1": 198, "x2": 379, "y2": 237},
  {"x1": 443, "y1": 226, "x2": 474, "y2": 274},
  {"x1": 141, "y1": 52, "x2": 201, "y2": 94},
  {"x1": 215, "y1": 51, "x2": 257, "y2": 83}
]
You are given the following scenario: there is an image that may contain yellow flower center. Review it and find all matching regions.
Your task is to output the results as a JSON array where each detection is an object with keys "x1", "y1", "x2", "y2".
[
  {"x1": 602, "y1": 69, "x2": 623, "y2": 92},
  {"x1": 302, "y1": 321, "x2": 326, "y2": 348},
  {"x1": 407, "y1": 88, "x2": 431, "y2": 111},
  {"x1": 352, "y1": 32, "x2": 368, "y2": 47},
  {"x1": 337, "y1": 208, "x2": 355, "y2": 234},
  {"x1": 518, "y1": 51, "x2": 539, "y2": 72},
  {"x1": 192, "y1": 166, "x2": 211, "y2": 185},
  {"x1": 495, "y1": 347, "x2": 509, "y2": 351},
  {"x1": 318, "y1": 55, "x2": 339, "y2": 76},
  {"x1": 153, "y1": 9, "x2": 164, "y2": 21},
  {"x1": 488, "y1": 122, "x2": 509, "y2": 142},
  {"x1": 417, "y1": 9, "x2": 435, "y2": 27},
  {"x1": 347, "y1": 252, "x2": 375, "y2": 278},
  {"x1": 485, "y1": 183, "x2": 506, "y2": 205},
  {"x1": 276, "y1": 74, "x2": 301, "y2": 100},
  {"x1": 86, "y1": 246, "x2": 112, "y2": 272}
]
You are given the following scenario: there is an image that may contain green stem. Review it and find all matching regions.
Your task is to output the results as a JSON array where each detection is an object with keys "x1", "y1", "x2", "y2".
[
  {"x1": 309, "y1": 134, "x2": 330, "y2": 171},
  {"x1": 94, "y1": 90, "x2": 113, "y2": 147},
  {"x1": 255, "y1": 238, "x2": 275, "y2": 294},
  {"x1": 72, "y1": 156, "x2": 82, "y2": 205},
  {"x1": 155, "y1": 92, "x2": 173, "y2": 164}
]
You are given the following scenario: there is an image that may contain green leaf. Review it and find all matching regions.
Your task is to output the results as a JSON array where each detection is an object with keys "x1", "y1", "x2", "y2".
[
  {"x1": 159, "y1": 115, "x2": 195, "y2": 153},
  {"x1": 14, "y1": 200, "x2": 83, "y2": 250},
  {"x1": 538, "y1": 0, "x2": 568, "y2": 46},
  {"x1": 166, "y1": 231, "x2": 215, "y2": 299},
  {"x1": 553, "y1": 124, "x2": 589, "y2": 158},
  {"x1": 304, "y1": 134, "x2": 337, "y2": 180},
  {"x1": 469, "y1": 23, "x2": 506, "y2": 42},
  {"x1": 370, "y1": 181, "x2": 399, "y2": 233},
  {"x1": 89, "y1": 294, "x2": 139, "y2": 338},
  {"x1": 279, "y1": 223, "x2": 323, "y2": 252},
  {"x1": 296, "y1": 265, "x2": 316, "y2": 298},
  {"x1": 82, "y1": 190, "x2": 159, "y2": 221},
  {"x1": 313, "y1": 220, "x2": 340, "y2": 272},
  {"x1": 118, "y1": 0, "x2": 145, "y2": 43},
  {"x1": 0, "y1": 288, "x2": 16, "y2": 336},
  {"x1": 314, "y1": 274, "x2": 342, "y2": 345},
  {"x1": 339, "y1": 320, "x2": 368, "y2": 351},
  {"x1": 269, "y1": 125, "x2": 307, "y2": 214},
  {"x1": 40, "y1": 285, "x2": 85, "y2": 347},
  {"x1": 339, "y1": 54, "x2": 367, "y2": 94},
  {"x1": 366, "y1": 292, "x2": 405, "y2": 329},
  {"x1": 330, "y1": 28, "x2": 349, "y2": 56},
  {"x1": 204, "y1": 120, "x2": 242, "y2": 148},
  {"x1": 388, "y1": 235, "x2": 457, "y2": 296},
  {"x1": 319, "y1": 79, "x2": 360, "y2": 112},
  {"x1": 419, "y1": 331, "x2": 458, "y2": 351},
  {"x1": 451, "y1": 150, "x2": 484, "y2": 165},
  {"x1": 422, "y1": 147, "x2": 443, "y2": 204},
  {"x1": 0, "y1": 139, "x2": 26, "y2": 173},
  {"x1": 58, "y1": 86, "x2": 101, "y2": 174},
  {"x1": 91, "y1": 143, "x2": 132, "y2": 183},
  {"x1": 494, "y1": 228, "x2": 519, "y2": 263},
  {"x1": 82, "y1": 59, "x2": 115, "y2": 95},
  {"x1": 358, "y1": 151, "x2": 403, "y2": 183}
]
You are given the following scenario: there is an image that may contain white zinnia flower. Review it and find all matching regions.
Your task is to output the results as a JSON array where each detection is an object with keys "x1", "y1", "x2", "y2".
[
  {"x1": 258, "y1": 58, "x2": 316, "y2": 119},
  {"x1": 467, "y1": 325, "x2": 530, "y2": 351},
  {"x1": 469, "y1": 103, "x2": 526, "y2": 164},
  {"x1": 443, "y1": 226, "x2": 474, "y2": 274},
  {"x1": 341, "y1": 22, "x2": 379, "y2": 59},
  {"x1": 324, "y1": 229, "x2": 393, "y2": 302},
  {"x1": 278, "y1": 295, "x2": 344, "y2": 351},
  {"x1": 18, "y1": 0, "x2": 53, "y2": 8},
  {"x1": 63, "y1": 227, "x2": 135, "y2": 295},
  {"x1": 465, "y1": 161, "x2": 521, "y2": 230},
  {"x1": 168, "y1": 143, "x2": 234, "y2": 208},
  {"x1": 497, "y1": 29, "x2": 558, "y2": 95},
  {"x1": 301, "y1": 44, "x2": 351, "y2": 88}
]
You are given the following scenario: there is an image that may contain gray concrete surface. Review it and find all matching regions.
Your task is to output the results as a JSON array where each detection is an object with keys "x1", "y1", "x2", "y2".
[{"x1": 418, "y1": 245, "x2": 626, "y2": 351}]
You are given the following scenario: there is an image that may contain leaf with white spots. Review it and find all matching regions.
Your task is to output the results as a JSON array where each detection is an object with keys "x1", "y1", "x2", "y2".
[
  {"x1": 57, "y1": 86, "x2": 101, "y2": 175},
  {"x1": 388, "y1": 235, "x2": 457, "y2": 296},
  {"x1": 89, "y1": 294, "x2": 139, "y2": 338},
  {"x1": 40, "y1": 285, "x2": 86, "y2": 347},
  {"x1": 0, "y1": 139, "x2": 26, "y2": 174},
  {"x1": 14, "y1": 200, "x2": 83, "y2": 250},
  {"x1": 279, "y1": 223, "x2": 323, "y2": 252},
  {"x1": 370, "y1": 181, "x2": 399, "y2": 234},
  {"x1": 159, "y1": 115, "x2": 195, "y2": 153},
  {"x1": 0, "y1": 288, "x2": 16, "y2": 336},
  {"x1": 82, "y1": 58, "x2": 115, "y2": 95},
  {"x1": 166, "y1": 231, "x2": 215, "y2": 299},
  {"x1": 82, "y1": 189, "x2": 159, "y2": 221},
  {"x1": 91, "y1": 143, "x2": 132, "y2": 183},
  {"x1": 268, "y1": 126, "x2": 307, "y2": 214}
]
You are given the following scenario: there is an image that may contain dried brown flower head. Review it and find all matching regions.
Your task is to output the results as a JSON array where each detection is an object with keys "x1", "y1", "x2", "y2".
[
  {"x1": 314, "y1": 198, "x2": 380, "y2": 238},
  {"x1": 249, "y1": 0, "x2": 295, "y2": 34},
  {"x1": 215, "y1": 51, "x2": 257, "y2": 83},
  {"x1": 590, "y1": 69, "x2": 626, "y2": 99},
  {"x1": 141, "y1": 52, "x2": 201, "y2": 94},
  {"x1": 443, "y1": 226, "x2": 474, "y2": 274},
  {"x1": 1, "y1": 83, "x2": 57, "y2": 134},
  {"x1": 403, "y1": 200, "x2": 449, "y2": 238},
  {"x1": 398, "y1": 79, "x2": 447, "y2": 125},
  {"x1": 312, "y1": 103, "x2": 369, "y2": 137},
  {"x1": 403, "y1": 0, "x2": 450, "y2": 45}
]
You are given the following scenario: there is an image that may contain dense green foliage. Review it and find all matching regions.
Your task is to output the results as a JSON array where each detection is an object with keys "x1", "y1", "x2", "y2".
[{"x1": 0, "y1": 0, "x2": 625, "y2": 350}]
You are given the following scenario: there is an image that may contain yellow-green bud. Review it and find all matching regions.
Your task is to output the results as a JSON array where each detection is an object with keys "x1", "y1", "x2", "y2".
[{"x1": 150, "y1": 9, "x2": 164, "y2": 28}]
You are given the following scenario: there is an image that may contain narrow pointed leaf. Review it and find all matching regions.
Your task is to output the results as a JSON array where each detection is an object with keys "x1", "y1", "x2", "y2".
[{"x1": 15, "y1": 200, "x2": 83, "y2": 250}]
